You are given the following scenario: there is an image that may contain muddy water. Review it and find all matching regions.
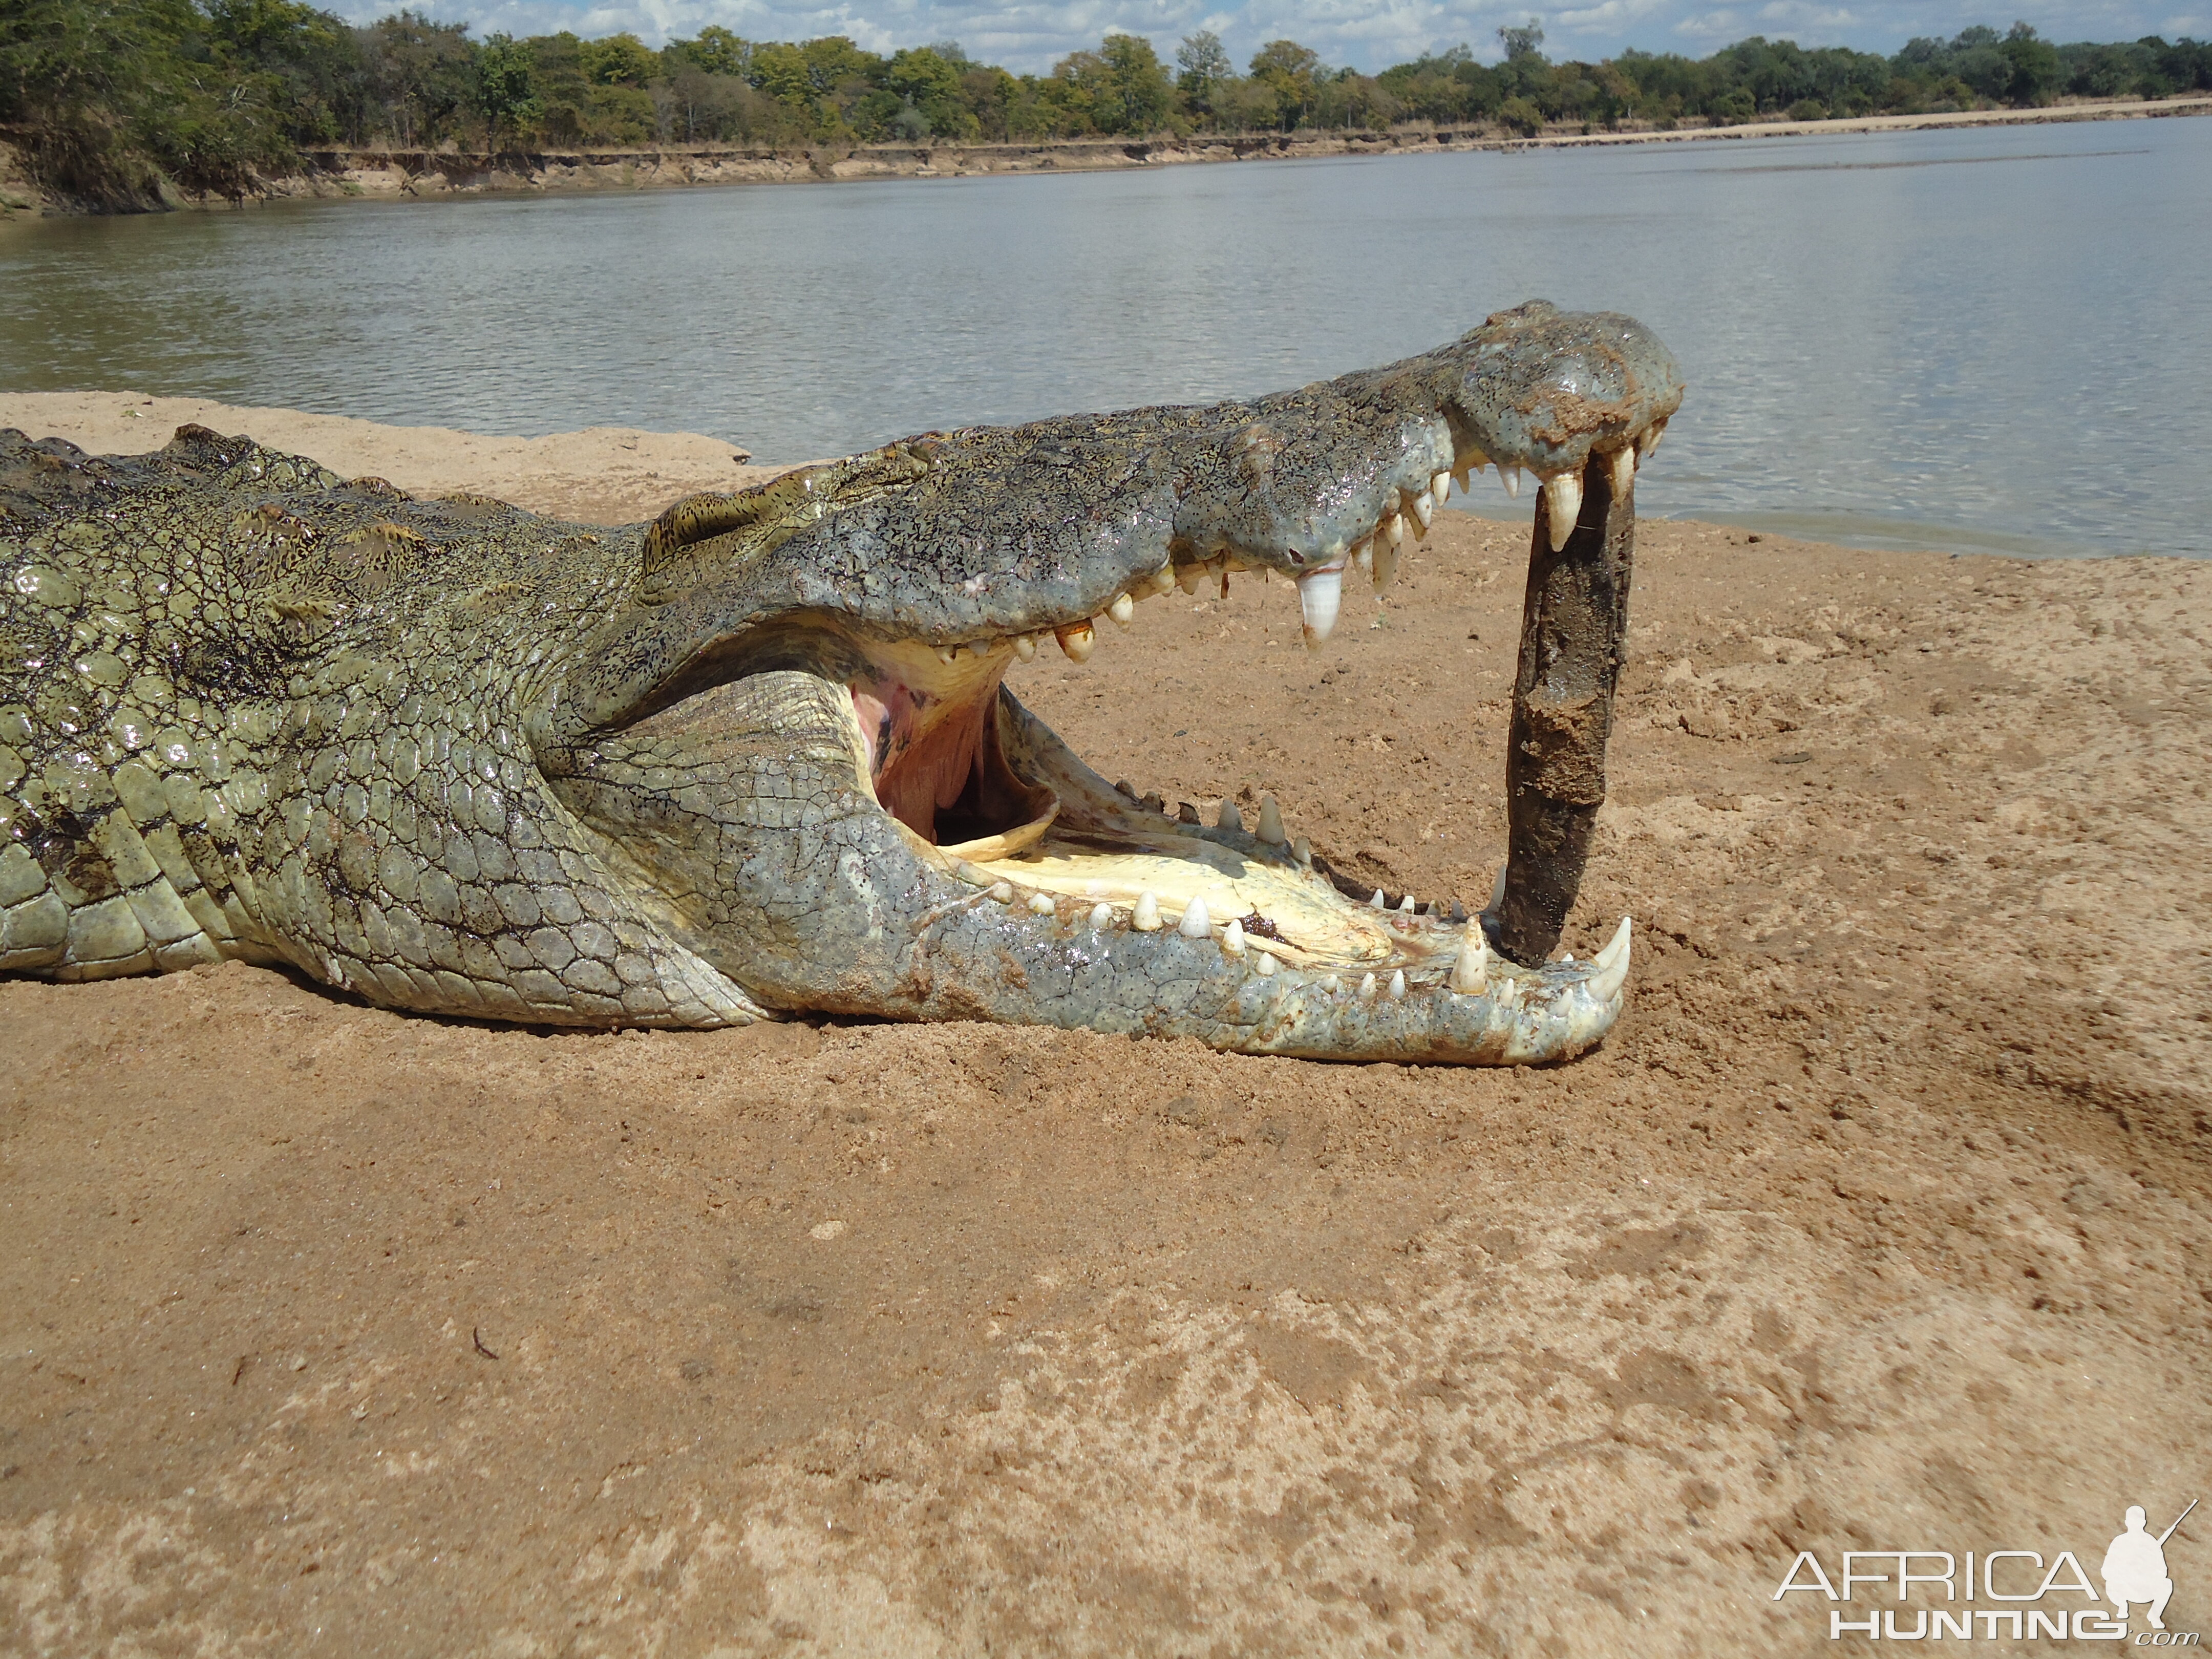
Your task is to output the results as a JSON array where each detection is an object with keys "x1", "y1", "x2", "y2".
[{"x1": 2, "y1": 114, "x2": 2206, "y2": 557}]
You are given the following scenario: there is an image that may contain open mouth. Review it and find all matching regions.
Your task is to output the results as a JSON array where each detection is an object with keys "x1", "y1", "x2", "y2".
[
  {"x1": 787, "y1": 430, "x2": 1662, "y2": 996},
  {"x1": 550, "y1": 301, "x2": 1683, "y2": 1060}
]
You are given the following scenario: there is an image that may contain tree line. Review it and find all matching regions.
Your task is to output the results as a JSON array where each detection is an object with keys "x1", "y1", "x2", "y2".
[{"x1": 4, "y1": 1, "x2": 2209, "y2": 207}]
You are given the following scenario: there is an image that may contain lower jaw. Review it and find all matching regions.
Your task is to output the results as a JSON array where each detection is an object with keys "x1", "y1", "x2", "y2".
[{"x1": 855, "y1": 680, "x2": 1472, "y2": 981}]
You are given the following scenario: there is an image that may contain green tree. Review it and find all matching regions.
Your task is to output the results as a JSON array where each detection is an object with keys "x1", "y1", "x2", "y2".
[
  {"x1": 1498, "y1": 18, "x2": 1545, "y2": 61},
  {"x1": 580, "y1": 31, "x2": 656, "y2": 87},
  {"x1": 1100, "y1": 33, "x2": 1175, "y2": 131},
  {"x1": 664, "y1": 25, "x2": 748, "y2": 79},
  {"x1": 1248, "y1": 39, "x2": 1322, "y2": 127},
  {"x1": 1999, "y1": 22, "x2": 2061, "y2": 104},
  {"x1": 471, "y1": 32, "x2": 538, "y2": 149},
  {"x1": 1176, "y1": 29, "x2": 1229, "y2": 94},
  {"x1": 357, "y1": 9, "x2": 475, "y2": 146}
]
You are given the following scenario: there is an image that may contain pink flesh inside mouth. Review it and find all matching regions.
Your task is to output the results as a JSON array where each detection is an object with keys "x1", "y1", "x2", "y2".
[{"x1": 849, "y1": 666, "x2": 1010, "y2": 844}]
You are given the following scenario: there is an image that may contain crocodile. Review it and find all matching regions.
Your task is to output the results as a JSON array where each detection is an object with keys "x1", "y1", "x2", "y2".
[{"x1": 0, "y1": 301, "x2": 1681, "y2": 1064}]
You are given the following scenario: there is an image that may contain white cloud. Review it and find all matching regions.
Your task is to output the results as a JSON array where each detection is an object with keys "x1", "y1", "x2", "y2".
[{"x1": 345, "y1": 0, "x2": 2212, "y2": 75}]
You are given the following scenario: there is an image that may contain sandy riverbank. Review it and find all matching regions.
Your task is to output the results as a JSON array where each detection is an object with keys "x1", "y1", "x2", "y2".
[
  {"x1": 4, "y1": 95, "x2": 2206, "y2": 217},
  {"x1": 0, "y1": 403, "x2": 2207, "y2": 1655}
]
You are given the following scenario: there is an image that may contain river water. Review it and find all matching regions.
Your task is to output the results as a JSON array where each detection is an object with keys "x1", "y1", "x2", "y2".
[{"x1": 4, "y1": 115, "x2": 2207, "y2": 558}]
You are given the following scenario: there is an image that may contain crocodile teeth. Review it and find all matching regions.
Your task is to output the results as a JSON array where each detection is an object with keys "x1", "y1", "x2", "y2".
[
  {"x1": 1222, "y1": 918, "x2": 1246, "y2": 955},
  {"x1": 1357, "y1": 973, "x2": 1378, "y2": 1002},
  {"x1": 1609, "y1": 445, "x2": 1636, "y2": 497},
  {"x1": 1369, "y1": 888, "x2": 1386, "y2": 909},
  {"x1": 1381, "y1": 513, "x2": 1404, "y2": 547},
  {"x1": 1487, "y1": 865, "x2": 1507, "y2": 912},
  {"x1": 1501, "y1": 466, "x2": 1522, "y2": 500},
  {"x1": 1176, "y1": 564, "x2": 1204, "y2": 595},
  {"x1": 1543, "y1": 473, "x2": 1583, "y2": 552},
  {"x1": 1148, "y1": 565, "x2": 1177, "y2": 596},
  {"x1": 1641, "y1": 418, "x2": 1667, "y2": 457},
  {"x1": 937, "y1": 647, "x2": 958, "y2": 665},
  {"x1": 1179, "y1": 894, "x2": 1211, "y2": 939},
  {"x1": 1028, "y1": 891, "x2": 1056, "y2": 914},
  {"x1": 1132, "y1": 890, "x2": 1161, "y2": 931},
  {"x1": 1217, "y1": 800, "x2": 1243, "y2": 832},
  {"x1": 1254, "y1": 950, "x2": 1278, "y2": 976},
  {"x1": 1256, "y1": 795, "x2": 1285, "y2": 844},
  {"x1": 988, "y1": 881, "x2": 1014, "y2": 902},
  {"x1": 1089, "y1": 902, "x2": 1114, "y2": 930},
  {"x1": 1450, "y1": 932, "x2": 1489, "y2": 994},
  {"x1": 1108, "y1": 591, "x2": 1135, "y2": 626},
  {"x1": 1397, "y1": 894, "x2": 1415, "y2": 913},
  {"x1": 1056, "y1": 621, "x2": 1095, "y2": 662},
  {"x1": 1388, "y1": 969, "x2": 1406, "y2": 1000},
  {"x1": 1013, "y1": 633, "x2": 1036, "y2": 662},
  {"x1": 1351, "y1": 539, "x2": 1373, "y2": 579},
  {"x1": 1410, "y1": 489, "x2": 1435, "y2": 531},
  {"x1": 1299, "y1": 565, "x2": 1344, "y2": 651},
  {"x1": 1372, "y1": 537, "x2": 1399, "y2": 591},
  {"x1": 1588, "y1": 916, "x2": 1633, "y2": 1000}
]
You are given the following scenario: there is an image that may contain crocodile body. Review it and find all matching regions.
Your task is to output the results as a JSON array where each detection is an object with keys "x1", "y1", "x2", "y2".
[{"x1": 0, "y1": 302, "x2": 1681, "y2": 1062}]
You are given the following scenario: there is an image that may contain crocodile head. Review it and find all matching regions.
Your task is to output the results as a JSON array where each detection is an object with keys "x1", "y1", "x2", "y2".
[{"x1": 531, "y1": 301, "x2": 1682, "y2": 1062}]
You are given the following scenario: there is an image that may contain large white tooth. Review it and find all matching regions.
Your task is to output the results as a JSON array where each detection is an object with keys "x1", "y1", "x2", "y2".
[
  {"x1": 1028, "y1": 891, "x2": 1056, "y2": 915},
  {"x1": 1609, "y1": 445, "x2": 1636, "y2": 498},
  {"x1": 1217, "y1": 800, "x2": 1243, "y2": 832},
  {"x1": 1369, "y1": 888, "x2": 1387, "y2": 909},
  {"x1": 1222, "y1": 918, "x2": 1246, "y2": 955},
  {"x1": 1150, "y1": 565, "x2": 1177, "y2": 596},
  {"x1": 1373, "y1": 538, "x2": 1399, "y2": 591},
  {"x1": 1176, "y1": 564, "x2": 1203, "y2": 595},
  {"x1": 1254, "y1": 950, "x2": 1278, "y2": 976},
  {"x1": 1588, "y1": 916, "x2": 1632, "y2": 1001},
  {"x1": 936, "y1": 647, "x2": 958, "y2": 666},
  {"x1": 1256, "y1": 795, "x2": 1285, "y2": 844},
  {"x1": 1351, "y1": 539, "x2": 1373, "y2": 579},
  {"x1": 1397, "y1": 894, "x2": 1415, "y2": 913},
  {"x1": 1382, "y1": 512, "x2": 1404, "y2": 547},
  {"x1": 1132, "y1": 891, "x2": 1161, "y2": 931},
  {"x1": 988, "y1": 881, "x2": 1014, "y2": 902},
  {"x1": 1543, "y1": 473, "x2": 1583, "y2": 552},
  {"x1": 1293, "y1": 836, "x2": 1312, "y2": 868},
  {"x1": 1594, "y1": 914, "x2": 1632, "y2": 972},
  {"x1": 1179, "y1": 894, "x2": 1211, "y2": 939},
  {"x1": 1410, "y1": 489, "x2": 1434, "y2": 531},
  {"x1": 1486, "y1": 865, "x2": 1506, "y2": 914},
  {"x1": 1501, "y1": 466, "x2": 1522, "y2": 500},
  {"x1": 1089, "y1": 902, "x2": 1114, "y2": 930},
  {"x1": 1431, "y1": 470, "x2": 1451, "y2": 503},
  {"x1": 1388, "y1": 969, "x2": 1406, "y2": 1000},
  {"x1": 1643, "y1": 418, "x2": 1667, "y2": 456},
  {"x1": 1013, "y1": 633, "x2": 1036, "y2": 662},
  {"x1": 1450, "y1": 931, "x2": 1490, "y2": 994},
  {"x1": 1056, "y1": 621, "x2": 1096, "y2": 662},
  {"x1": 1324, "y1": 974, "x2": 1343, "y2": 994},
  {"x1": 1299, "y1": 565, "x2": 1343, "y2": 651},
  {"x1": 1108, "y1": 591, "x2": 1135, "y2": 626},
  {"x1": 1357, "y1": 972, "x2": 1378, "y2": 1002}
]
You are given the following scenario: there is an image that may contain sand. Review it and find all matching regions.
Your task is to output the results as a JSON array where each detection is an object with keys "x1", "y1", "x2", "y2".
[{"x1": 1, "y1": 403, "x2": 2207, "y2": 1656}]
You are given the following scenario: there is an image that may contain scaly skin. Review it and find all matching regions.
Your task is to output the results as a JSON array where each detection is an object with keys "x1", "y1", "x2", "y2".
[{"x1": 0, "y1": 301, "x2": 1682, "y2": 1062}]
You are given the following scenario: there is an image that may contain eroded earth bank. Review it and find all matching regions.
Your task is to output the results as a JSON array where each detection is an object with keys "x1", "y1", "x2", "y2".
[{"x1": 0, "y1": 402, "x2": 2206, "y2": 1656}]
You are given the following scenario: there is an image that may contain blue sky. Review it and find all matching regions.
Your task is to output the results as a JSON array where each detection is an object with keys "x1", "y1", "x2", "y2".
[{"x1": 414, "y1": 0, "x2": 2211, "y2": 75}]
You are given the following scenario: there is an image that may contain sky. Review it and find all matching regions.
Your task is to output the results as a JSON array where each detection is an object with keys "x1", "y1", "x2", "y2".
[{"x1": 412, "y1": 0, "x2": 2211, "y2": 76}]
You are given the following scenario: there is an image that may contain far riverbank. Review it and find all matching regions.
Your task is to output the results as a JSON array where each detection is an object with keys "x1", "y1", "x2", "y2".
[{"x1": 3, "y1": 94, "x2": 2206, "y2": 217}]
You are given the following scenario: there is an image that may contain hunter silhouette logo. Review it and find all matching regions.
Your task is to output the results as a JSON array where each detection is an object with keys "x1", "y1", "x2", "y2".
[
  {"x1": 2106, "y1": 1500, "x2": 2195, "y2": 1632},
  {"x1": 1772, "y1": 1495, "x2": 2201, "y2": 1642}
]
